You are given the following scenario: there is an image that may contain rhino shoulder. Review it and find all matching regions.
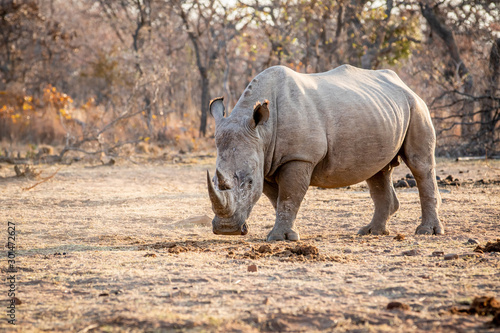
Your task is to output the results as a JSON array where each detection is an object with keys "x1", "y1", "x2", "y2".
[{"x1": 259, "y1": 65, "x2": 291, "y2": 77}]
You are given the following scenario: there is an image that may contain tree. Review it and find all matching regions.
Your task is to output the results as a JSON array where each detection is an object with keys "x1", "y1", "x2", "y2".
[
  {"x1": 419, "y1": 1, "x2": 474, "y2": 137},
  {"x1": 173, "y1": 0, "x2": 239, "y2": 136}
]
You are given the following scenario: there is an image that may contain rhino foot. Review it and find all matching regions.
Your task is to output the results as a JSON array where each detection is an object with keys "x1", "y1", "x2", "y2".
[
  {"x1": 266, "y1": 229, "x2": 300, "y2": 242},
  {"x1": 415, "y1": 222, "x2": 444, "y2": 235},
  {"x1": 357, "y1": 225, "x2": 390, "y2": 236}
]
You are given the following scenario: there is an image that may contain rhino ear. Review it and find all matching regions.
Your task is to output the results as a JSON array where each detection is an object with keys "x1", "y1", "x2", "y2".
[
  {"x1": 251, "y1": 100, "x2": 270, "y2": 128},
  {"x1": 209, "y1": 97, "x2": 225, "y2": 123}
]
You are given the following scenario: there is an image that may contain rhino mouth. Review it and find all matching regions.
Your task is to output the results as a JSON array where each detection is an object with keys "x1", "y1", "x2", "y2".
[{"x1": 213, "y1": 222, "x2": 248, "y2": 236}]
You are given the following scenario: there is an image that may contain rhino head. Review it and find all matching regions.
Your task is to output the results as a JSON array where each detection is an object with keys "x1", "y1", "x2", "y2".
[{"x1": 207, "y1": 97, "x2": 270, "y2": 236}]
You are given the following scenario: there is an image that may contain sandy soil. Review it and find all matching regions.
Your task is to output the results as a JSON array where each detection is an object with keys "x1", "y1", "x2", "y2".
[{"x1": 1, "y1": 155, "x2": 499, "y2": 332}]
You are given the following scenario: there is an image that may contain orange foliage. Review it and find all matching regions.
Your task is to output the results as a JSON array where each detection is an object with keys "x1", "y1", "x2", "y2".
[{"x1": 0, "y1": 85, "x2": 75, "y2": 143}]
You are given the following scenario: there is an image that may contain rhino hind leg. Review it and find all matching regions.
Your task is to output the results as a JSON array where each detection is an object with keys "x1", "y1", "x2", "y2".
[
  {"x1": 401, "y1": 103, "x2": 444, "y2": 235},
  {"x1": 402, "y1": 153, "x2": 444, "y2": 235},
  {"x1": 358, "y1": 166, "x2": 399, "y2": 235},
  {"x1": 266, "y1": 161, "x2": 313, "y2": 242}
]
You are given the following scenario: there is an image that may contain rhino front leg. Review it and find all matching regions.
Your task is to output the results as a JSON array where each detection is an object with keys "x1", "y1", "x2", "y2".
[
  {"x1": 263, "y1": 180, "x2": 279, "y2": 210},
  {"x1": 266, "y1": 161, "x2": 313, "y2": 242}
]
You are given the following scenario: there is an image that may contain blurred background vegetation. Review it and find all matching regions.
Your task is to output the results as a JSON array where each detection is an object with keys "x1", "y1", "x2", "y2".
[{"x1": 0, "y1": 0, "x2": 499, "y2": 160}]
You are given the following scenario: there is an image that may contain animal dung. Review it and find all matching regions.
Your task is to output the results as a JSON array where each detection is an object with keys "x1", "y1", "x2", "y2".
[{"x1": 387, "y1": 301, "x2": 410, "y2": 311}]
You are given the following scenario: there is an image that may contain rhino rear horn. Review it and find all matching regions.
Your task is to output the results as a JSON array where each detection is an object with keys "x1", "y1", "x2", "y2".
[
  {"x1": 207, "y1": 170, "x2": 235, "y2": 217},
  {"x1": 216, "y1": 169, "x2": 232, "y2": 190}
]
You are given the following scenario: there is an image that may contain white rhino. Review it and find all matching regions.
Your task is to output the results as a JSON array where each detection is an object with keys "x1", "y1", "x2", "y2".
[{"x1": 207, "y1": 65, "x2": 443, "y2": 241}]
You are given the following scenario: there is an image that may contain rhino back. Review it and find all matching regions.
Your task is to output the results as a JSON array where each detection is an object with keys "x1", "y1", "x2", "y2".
[{"x1": 261, "y1": 65, "x2": 415, "y2": 187}]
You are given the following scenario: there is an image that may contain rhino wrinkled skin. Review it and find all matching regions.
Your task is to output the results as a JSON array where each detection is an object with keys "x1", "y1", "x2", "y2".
[{"x1": 207, "y1": 65, "x2": 443, "y2": 241}]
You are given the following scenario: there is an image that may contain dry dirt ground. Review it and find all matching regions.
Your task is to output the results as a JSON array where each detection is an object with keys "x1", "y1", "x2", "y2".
[{"x1": 1, "y1": 155, "x2": 499, "y2": 332}]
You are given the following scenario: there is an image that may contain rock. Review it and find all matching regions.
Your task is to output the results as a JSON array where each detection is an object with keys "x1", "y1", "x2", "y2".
[
  {"x1": 247, "y1": 264, "x2": 258, "y2": 272},
  {"x1": 402, "y1": 249, "x2": 419, "y2": 256},
  {"x1": 387, "y1": 301, "x2": 410, "y2": 311},
  {"x1": 344, "y1": 248, "x2": 352, "y2": 253},
  {"x1": 432, "y1": 251, "x2": 444, "y2": 257},
  {"x1": 444, "y1": 253, "x2": 459, "y2": 260},
  {"x1": 144, "y1": 253, "x2": 157, "y2": 257},
  {"x1": 406, "y1": 179, "x2": 417, "y2": 187},
  {"x1": 395, "y1": 179, "x2": 409, "y2": 188},
  {"x1": 405, "y1": 173, "x2": 414, "y2": 179}
]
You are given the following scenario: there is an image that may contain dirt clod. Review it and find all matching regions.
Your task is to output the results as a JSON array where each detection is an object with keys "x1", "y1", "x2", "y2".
[
  {"x1": 469, "y1": 297, "x2": 500, "y2": 316},
  {"x1": 144, "y1": 253, "x2": 157, "y2": 257},
  {"x1": 474, "y1": 239, "x2": 500, "y2": 253},
  {"x1": 394, "y1": 234, "x2": 405, "y2": 241},
  {"x1": 387, "y1": 301, "x2": 410, "y2": 311},
  {"x1": 257, "y1": 244, "x2": 272, "y2": 254},
  {"x1": 168, "y1": 245, "x2": 189, "y2": 254},
  {"x1": 247, "y1": 264, "x2": 258, "y2": 272},
  {"x1": 237, "y1": 243, "x2": 345, "y2": 262},
  {"x1": 288, "y1": 245, "x2": 319, "y2": 256},
  {"x1": 450, "y1": 297, "x2": 500, "y2": 318}
]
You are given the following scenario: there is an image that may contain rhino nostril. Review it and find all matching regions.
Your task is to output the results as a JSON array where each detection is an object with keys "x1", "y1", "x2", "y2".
[{"x1": 241, "y1": 223, "x2": 248, "y2": 235}]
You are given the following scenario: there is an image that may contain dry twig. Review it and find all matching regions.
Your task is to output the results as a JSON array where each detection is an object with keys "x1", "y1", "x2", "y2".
[{"x1": 22, "y1": 168, "x2": 61, "y2": 191}]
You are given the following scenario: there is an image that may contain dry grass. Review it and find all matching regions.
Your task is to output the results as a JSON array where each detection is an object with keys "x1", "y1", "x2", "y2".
[{"x1": 0, "y1": 158, "x2": 499, "y2": 332}]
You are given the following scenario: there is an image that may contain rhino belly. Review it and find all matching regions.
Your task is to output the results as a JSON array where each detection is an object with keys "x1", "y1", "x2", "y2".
[{"x1": 309, "y1": 120, "x2": 406, "y2": 188}]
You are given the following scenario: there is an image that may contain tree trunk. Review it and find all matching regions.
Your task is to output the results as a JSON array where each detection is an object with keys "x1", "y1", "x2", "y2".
[
  {"x1": 481, "y1": 38, "x2": 500, "y2": 151},
  {"x1": 199, "y1": 70, "x2": 210, "y2": 137},
  {"x1": 420, "y1": 2, "x2": 474, "y2": 137}
]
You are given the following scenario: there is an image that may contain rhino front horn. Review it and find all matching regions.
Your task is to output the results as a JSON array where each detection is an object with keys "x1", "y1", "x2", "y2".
[{"x1": 207, "y1": 170, "x2": 235, "y2": 218}]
